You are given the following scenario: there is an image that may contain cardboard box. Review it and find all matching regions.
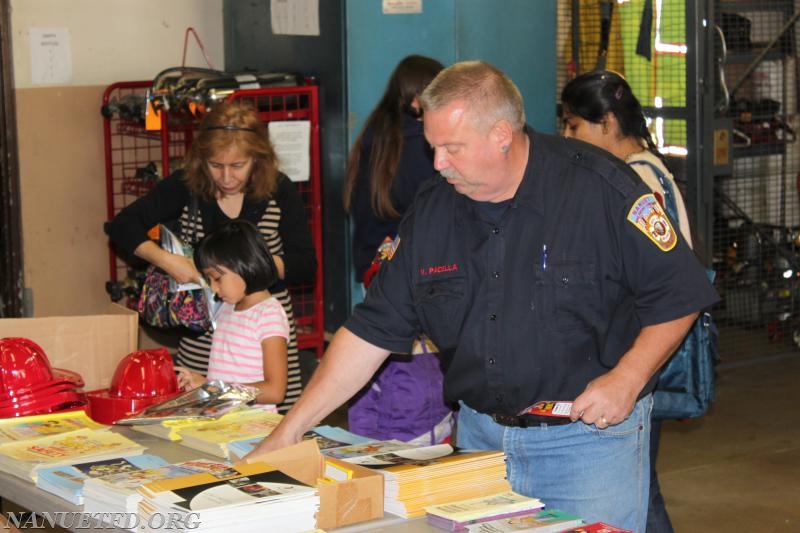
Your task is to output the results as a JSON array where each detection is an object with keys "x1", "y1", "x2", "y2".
[
  {"x1": 0, "y1": 303, "x2": 138, "y2": 391},
  {"x1": 257, "y1": 439, "x2": 385, "y2": 529}
]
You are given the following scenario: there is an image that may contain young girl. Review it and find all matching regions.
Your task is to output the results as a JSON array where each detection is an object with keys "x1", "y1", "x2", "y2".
[{"x1": 176, "y1": 220, "x2": 288, "y2": 409}]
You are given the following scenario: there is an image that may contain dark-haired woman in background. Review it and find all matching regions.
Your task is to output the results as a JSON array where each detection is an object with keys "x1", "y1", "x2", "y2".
[
  {"x1": 561, "y1": 70, "x2": 692, "y2": 533},
  {"x1": 343, "y1": 54, "x2": 454, "y2": 444}
]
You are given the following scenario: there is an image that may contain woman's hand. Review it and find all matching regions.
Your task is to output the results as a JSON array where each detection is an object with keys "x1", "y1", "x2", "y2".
[
  {"x1": 134, "y1": 241, "x2": 202, "y2": 285},
  {"x1": 175, "y1": 366, "x2": 206, "y2": 391},
  {"x1": 162, "y1": 253, "x2": 202, "y2": 285}
]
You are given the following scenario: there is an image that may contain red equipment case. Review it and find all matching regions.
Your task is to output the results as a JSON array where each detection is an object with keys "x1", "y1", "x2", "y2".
[{"x1": 102, "y1": 81, "x2": 324, "y2": 358}]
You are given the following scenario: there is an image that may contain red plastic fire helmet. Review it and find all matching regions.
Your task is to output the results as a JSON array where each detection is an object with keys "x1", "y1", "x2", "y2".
[
  {"x1": 87, "y1": 348, "x2": 180, "y2": 424},
  {"x1": 0, "y1": 337, "x2": 87, "y2": 418},
  {"x1": 110, "y1": 348, "x2": 178, "y2": 399},
  {"x1": 0, "y1": 337, "x2": 56, "y2": 396}
]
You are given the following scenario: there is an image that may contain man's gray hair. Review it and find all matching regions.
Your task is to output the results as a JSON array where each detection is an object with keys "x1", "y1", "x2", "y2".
[{"x1": 420, "y1": 60, "x2": 525, "y2": 132}]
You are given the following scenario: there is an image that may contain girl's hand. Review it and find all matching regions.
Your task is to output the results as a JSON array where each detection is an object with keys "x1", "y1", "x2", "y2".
[{"x1": 175, "y1": 366, "x2": 206, "y2": 391}]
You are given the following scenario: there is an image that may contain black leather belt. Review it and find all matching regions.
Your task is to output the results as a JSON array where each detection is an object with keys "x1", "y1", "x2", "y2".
[{"x1": 491, "y1": 412, "x2": 573, "y2": 428}]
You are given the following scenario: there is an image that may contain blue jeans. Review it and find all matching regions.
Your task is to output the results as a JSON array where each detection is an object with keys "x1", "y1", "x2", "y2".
[{"x1": 456, "y1": 395, "x2": 652, "y2": 532}]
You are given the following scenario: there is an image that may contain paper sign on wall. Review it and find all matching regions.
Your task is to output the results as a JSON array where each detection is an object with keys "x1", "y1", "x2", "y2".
[
  {"x1": 271, "y1": 0, "x2": 320, "y2": 36},
  {"x1": 28, "y1": 27, "x2": 72, "y2": 85},
  {"x1": 269, "y1": 121, "x2": 311, "y2": 182},
  {"x1": 383, "y1": 0, "x2": 423, "y2": 14}
]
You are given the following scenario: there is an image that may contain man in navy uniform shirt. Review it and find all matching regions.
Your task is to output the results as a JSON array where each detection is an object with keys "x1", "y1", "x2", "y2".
[{"x1": 247, "y1": 61, "x2": 718, "y2": 532}]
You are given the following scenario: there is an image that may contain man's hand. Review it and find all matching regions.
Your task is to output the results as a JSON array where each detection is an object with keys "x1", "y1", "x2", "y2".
[
  {"x1": 570, "y1": 312, "x2": 699, "y2": 429},
  {"x1": 570, "y1": 366, "x2": 640, "y2": 429},
  {"x1": 242, "y1": 430, "x2": 302, "y2": 463}
]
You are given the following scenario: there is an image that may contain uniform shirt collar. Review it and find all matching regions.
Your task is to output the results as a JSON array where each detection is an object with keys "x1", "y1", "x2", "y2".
[{"x1": 511, "y1": 125, "x2": 544, "y2": 215}]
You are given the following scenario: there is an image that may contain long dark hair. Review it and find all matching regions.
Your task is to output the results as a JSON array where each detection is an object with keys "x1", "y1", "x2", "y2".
[
  {"x1": 560, "y1": 70, "x2": 664, "y2": 163},
  {"x1": 343, "y1": 55, "x2": 444, "y2": 218},
  {"x1": 194, "y1": 220, "x2": 278, "y2": 294}
]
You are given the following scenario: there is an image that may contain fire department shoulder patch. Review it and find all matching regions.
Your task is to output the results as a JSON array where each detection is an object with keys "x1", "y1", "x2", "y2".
[
  {"x1": 627, "y1": 194, "x2": 678, "y2": 252},
  {"x1": 386, "y1": 235, "x2": 401, "y2": 260}
]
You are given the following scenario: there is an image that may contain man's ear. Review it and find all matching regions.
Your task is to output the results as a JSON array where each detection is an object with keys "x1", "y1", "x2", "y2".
[{"x1": 490, "y1": 119, "x2": 514, "y2": 153}]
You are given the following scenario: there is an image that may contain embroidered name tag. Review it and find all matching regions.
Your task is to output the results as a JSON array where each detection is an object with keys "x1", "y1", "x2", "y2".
[{"x1": 627, "y1": 194, "x2": 677, "y2": 252}]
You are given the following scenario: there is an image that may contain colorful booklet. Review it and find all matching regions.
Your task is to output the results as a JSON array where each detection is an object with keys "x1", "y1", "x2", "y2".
[
  {"x1": 322, "y1": 440, "x2": 452, "y2": 466},
  {"x1": 465, "y1": 509, "x2": 584, "y2": 532},
  {"x1": 559, "y1": 522, "x2": 632, "y2": 533},
  {"x1": 0, "y1": 428, "x2": 146, "y2": 483},
  {"x1": 516, "y1": 401, "x2": 572, "y2": 418},
  {"x1": 131, "y1": 417, "x2": 216, "y2": 442},
  {"x1": 228, "y1": 424, "x2": 374, "y2": 461},
  {"x1": 0, "y1": 410, "x2": 107, "y2": 445},
  {"x1": 425, "y1": 491, "x2": 544, "y2": 531},
  {"x1": 36, "y1": 454, "x2": 170, "y2": 505}
]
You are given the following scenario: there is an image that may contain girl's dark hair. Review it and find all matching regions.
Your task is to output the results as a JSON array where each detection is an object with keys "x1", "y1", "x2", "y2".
[
  {"x1": 194, "y1": 220, "x2": 278, "y2": 294},
  {"x1": 560, "y1": 70, "x2": 664, "y2": 163},
  {"x1": 343, "y1": 54, "x2": 444, "y2": 218}
]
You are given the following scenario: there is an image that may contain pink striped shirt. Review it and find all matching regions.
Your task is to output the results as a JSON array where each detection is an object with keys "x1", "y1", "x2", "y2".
[{"x1": 207, "y1": 297, "x2": 289, "y2": 385}]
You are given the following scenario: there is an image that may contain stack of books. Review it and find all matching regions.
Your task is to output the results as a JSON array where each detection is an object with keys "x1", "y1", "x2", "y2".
[
  {"x1": 137, "y1": 461, "x2": 318, "y2": 533},
  {"x1": 0, "y1": 427, "x2": 146, "y2": 483},
  {"x1": 128, "y1": 404, "x2": 276, "y2": 442},
  {"x1": 464, "y1": 508, "x2": 584, "y2": 532},
  {"x1": 83, "y1": 459, "x2": 240, "y2": 519},
  {"x1": 323, "y1": 440, "x2": 510, "y2": 519},
  {"x1": 381, "y1": 449, "x2": 510, "y2": 518},
  {"x1": 424, "y1": 491, "x2": 545, "y2": 531},
  {"x1": 130, "y1": 417, "x2": 217, "y2": 442},
  {"x1": 36, "y1": 454, "x2": 170, "y2": 505},
  {"x1": 175, "y1": 409, "x2": 284, "y2": 459}
]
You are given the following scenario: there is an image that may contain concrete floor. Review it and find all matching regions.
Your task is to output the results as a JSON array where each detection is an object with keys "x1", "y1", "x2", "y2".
[{"x1": 656, "y1": 352, "x2": 800, "y2": 532}]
